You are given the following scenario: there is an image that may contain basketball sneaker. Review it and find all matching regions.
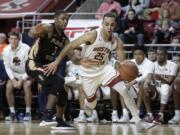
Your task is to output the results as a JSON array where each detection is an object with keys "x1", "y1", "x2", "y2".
[
  {"x1": 111, "y1": 113, "x2": 119, "y2": 123},
  {"x1": 118, "y1": 114, "x2": 130, "y2": 123},
  {"x1": 136, "y1": 120, "x2": 156, "y2": 131},
  {"x1": 86, "y1": 112, "x2": 99, "y2": 123},
  {"x1": 168, "y1": 115, "x2": 180, "y2": 124},
  {"x1": 23, "y1": 113, "x2": 32, "y2": 121},
  {"x1": 51, "y1": 118, "x2": 75, "y2": 130},
  {"x1": 153, "y1": 114, "x2": 164, "y2": 124},
  {"x1": 5, "y1": 112, "x2": 16, "y2": 121},
  {"x1": 74, "y1": 113, "x2": 86, "y2": 123},
  {"x1": 143, "y1": 114, "x2": 154, "y2": 123},
  {"x1": 39, "y1": 111, "x2": 57, "y2": 126}
]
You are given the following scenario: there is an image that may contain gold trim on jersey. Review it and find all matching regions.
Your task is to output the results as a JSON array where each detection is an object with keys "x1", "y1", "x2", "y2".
[
  {"x1": 28, "y1": 59, "x2": 37, "y2": 71},
  {"x1": 28, "y1": 39, "x2": 40, "y2": 60}
]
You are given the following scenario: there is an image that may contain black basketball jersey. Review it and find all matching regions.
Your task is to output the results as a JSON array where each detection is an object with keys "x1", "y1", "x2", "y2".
[{"x1": 28, "y1": 23, "x2": 68, "y2": 65}]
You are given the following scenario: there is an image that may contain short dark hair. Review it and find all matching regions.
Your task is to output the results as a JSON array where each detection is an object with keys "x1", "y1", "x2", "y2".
[
  {"x1": 148, "y1": 47, "x2": 156, "y2": 53},
  {"x1": 8, "y1": 31, "x2": 20, "y2": 39},
  {"x1": 157, "y1": 46, "x2": 167, "y2": 55},
  {"x1": 54, "y1": 10, "x2": 67, "y2": 18},
  {"x1": 133, "y1": 44, "x2": 147, "y2": 55},
  {"x1": 103, "y1": 12, "x2": 117, "y2": 22},
  {"x1": 128, "y1": 8, "x2": 136, "y2": 15}
]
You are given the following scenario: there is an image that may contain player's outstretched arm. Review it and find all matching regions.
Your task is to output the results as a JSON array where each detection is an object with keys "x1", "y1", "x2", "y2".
[
  {"x1": 44, "y1": 30, "x2": 96, "y2": 76},
  {"x1": 116, "y1": 37, "x2": 125, "y2": 62},
  {"x1": 28, "y1": 23, "x2": 52, "y2": 38}
]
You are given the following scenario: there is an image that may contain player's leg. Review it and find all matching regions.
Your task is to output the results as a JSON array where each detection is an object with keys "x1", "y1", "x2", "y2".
[
  {"x1": 169, "y1": 76, "x2": 180, "y2": 124},
  {"x1": 23, "y1": 79, "x2": 32, "y2": 121},
  {"x1": 5, "y1": 80, "x2": 16, "y2": 121}
]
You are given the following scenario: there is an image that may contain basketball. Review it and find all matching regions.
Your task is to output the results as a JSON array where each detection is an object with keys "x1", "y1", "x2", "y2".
[{"x1": 118, "y1": 60, "x2": 139, "y2": 82}]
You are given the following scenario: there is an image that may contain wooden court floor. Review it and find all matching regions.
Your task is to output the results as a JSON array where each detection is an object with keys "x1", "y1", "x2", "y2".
[{"x1": 0, "y1": 121, "x2": 179, "y2": 135}]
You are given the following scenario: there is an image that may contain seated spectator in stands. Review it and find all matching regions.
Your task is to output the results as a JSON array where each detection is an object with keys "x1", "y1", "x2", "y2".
[
  {"x1": 0, "y1": 33, "x2": 8, "y2": 59},
  {"x1": 119, "y1": 9, "x2": 144, "y2": 45},
  {"x1": 168, "y1": 36, "x2": 180, "y2": 52},
  {"x1": 3, "y1": 32, "x2": 32, "y2": 121},
  {"x1": 152, "y1": 20, "x2": 175, "y2": 44},
  {"x1": 122, "y1": 0, "x2": 143, "y2": 16},
  {"x1": 95, "y1": 0, "x2": 121, "y2": 19},
  {"x1": 168, "y1": 54, "x2": 180, "y2": 124},
  {"x1": 160, "y1": 0, "x2": 180, "y2": 21},
  {"x1": 147, "y1": 47, "x2": 156, "y2": 62},
  {"x1": 156, "y1": 9, "x2": 178, "y2": 29},
  {"x1": 143, "y1": 47, "x2": 178, "y2": 124}
]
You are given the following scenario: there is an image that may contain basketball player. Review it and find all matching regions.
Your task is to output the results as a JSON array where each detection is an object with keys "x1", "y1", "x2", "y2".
[
  {"x1": 26, "y1": 10, "x2": 74, "y2": 129},
  {"x1": 119, "y1": 45, "x2": 154, "y2": 123},
  {"x1": 168, "y1": 54, "x2": 180, "y2": 124},
  {"x1": 3, "y1": 32, "x2": 32, "y2": 121},
  {"x1": 143, "y1": 47, "x2": 178, "y2": 124},
  {"x1": 44, "y1": 12, "x2": 155, "y2": 130}
]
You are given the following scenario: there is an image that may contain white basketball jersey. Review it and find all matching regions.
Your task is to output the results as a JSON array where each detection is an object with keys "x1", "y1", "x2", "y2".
[
  {"x1": 80, "y1": 28, "x2": 117, "y2": 77},
  {"x1": 131, "y1": 58, "x2": 154, "y2": 83},
  {"x1": 154, "y1": 60, "x2": 178, "y2": 76}
]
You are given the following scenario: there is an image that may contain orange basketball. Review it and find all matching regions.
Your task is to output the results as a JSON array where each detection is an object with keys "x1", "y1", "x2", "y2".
[{"x1": 118, "y1": 60, "x2": 139, "y2": 82}]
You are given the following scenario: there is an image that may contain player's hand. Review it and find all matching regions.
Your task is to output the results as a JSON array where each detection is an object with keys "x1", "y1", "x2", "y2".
[
  {"x1": 43, "y1": 61, "x2": 59, "y2": 76},
  {"x1": 153, "y1": 74, "x2": 162, "y2": 80}
]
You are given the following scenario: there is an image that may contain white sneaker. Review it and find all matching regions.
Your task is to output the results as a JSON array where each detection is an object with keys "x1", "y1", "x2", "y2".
[
  {"x1": 39, "y1": 120, "x2": 57, "y2": 126},
  {"x1": 168, "y1": 115, "x2": 180, "y2": 124},
  {"x1": 136, "y1": 120, "x2": 156, "y2": 131},
  {"x1": 74, "y1": 114, "x2": 86, "y2": 123},
  {"x1": 118, "y1": 114, "x2": 130, "y2": 123},
  {"x1": 86, "y1": 113, "x2": 99, "y2": 123},
  {"x1": 129, "y1": 116, "x2": 141, "y2": 123},
  {"x1": 23, "y1": 113, "x2": 32, "y2": 121},
  {"x1": 111, "y1": 114, "x2": 119, "y2": 123}
]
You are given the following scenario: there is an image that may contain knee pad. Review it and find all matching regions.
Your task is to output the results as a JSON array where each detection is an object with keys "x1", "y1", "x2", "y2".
[
  {"x1": 160, "y1": 84, "x2": 171, "y2": 104},
  {"x1": 56, "y1": 89, "x2": 68, "y2": 107}
]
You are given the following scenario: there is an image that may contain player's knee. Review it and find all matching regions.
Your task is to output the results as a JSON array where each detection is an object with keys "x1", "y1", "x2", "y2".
[{"x1": 174, "y1": 78, "x2": 180, "y2": 93}]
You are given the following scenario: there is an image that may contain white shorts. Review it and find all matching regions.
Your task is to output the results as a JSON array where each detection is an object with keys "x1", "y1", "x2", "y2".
[{"x1": 80, "y1": 64, "x2": 119, "y2": 99}]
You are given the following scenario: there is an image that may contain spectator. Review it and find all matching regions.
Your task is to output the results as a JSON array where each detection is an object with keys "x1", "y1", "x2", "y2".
[
  {"x1": 143, "y1": 47, "x2": 178, "y2": 124},
  {"x1": 156, "y1": 9, "x2": 177, "y2": 29},
  {"x1": 147, "y1": 47, "x2": 157, "y2": 62},
  {"x1": 152, "y1": 20, "x2": 175, "y2": 44},
  {"x1": 119, "y1": 9, "x2": 144, "y2": 45},
  {"x1": 168, "y1": 36, "x2": 180, "y2": 52},
  {"x1": 3, "y1": 32, "x2": 32, "y2": 121},
  {"x1": 160, "y1": 0, "x2": 180, "y2": 20},
  {"x1": 0, "y1": 33, "x2": 8, "y2": 59},
  {"x1": 122, "y1": 0, "x2": 143, "y2": 16},
  {"x1": 95, "y1": 0, "x2": 121, "y2": 19}
]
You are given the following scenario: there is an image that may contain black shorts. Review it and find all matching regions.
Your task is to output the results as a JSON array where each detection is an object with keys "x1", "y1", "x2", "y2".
[{"x1": 26, "y1": 59, "x2": 65, "y2": 96}]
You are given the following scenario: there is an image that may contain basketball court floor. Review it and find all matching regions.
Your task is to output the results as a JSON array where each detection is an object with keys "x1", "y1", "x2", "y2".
[{"x1": 0, "y1": 121, "x2": 179, "y2": 135}]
